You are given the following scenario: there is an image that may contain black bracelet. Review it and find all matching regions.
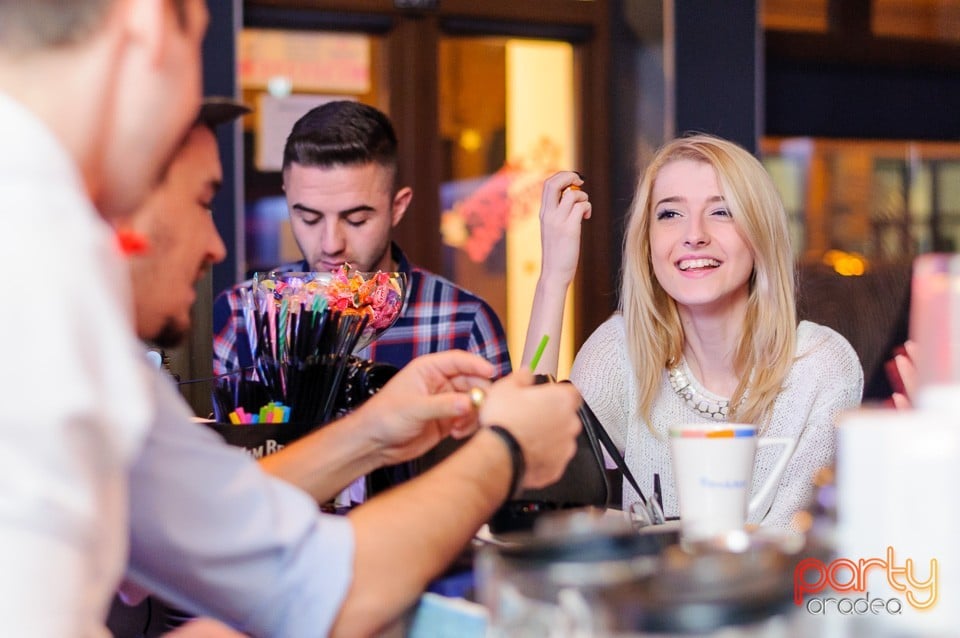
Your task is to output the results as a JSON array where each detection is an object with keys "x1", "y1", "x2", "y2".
[{"x1": 488, "y1": 425, "x2": 525, "y2": 501}]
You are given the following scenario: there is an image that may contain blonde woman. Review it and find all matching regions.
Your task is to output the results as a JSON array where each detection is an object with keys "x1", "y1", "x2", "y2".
[{"x1": 524, "y1": 135, "x2": 863, "y2": 529}]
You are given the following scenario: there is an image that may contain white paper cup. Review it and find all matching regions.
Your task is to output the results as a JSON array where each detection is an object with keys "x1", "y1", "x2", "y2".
[{"x1": 670, "y1": 423, "x2": 796, "y2": 541}]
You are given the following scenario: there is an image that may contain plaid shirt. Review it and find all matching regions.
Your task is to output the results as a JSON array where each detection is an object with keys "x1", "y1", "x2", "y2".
[{"x1": 212, "y1": 243, "x2": 512, "y2": 378}]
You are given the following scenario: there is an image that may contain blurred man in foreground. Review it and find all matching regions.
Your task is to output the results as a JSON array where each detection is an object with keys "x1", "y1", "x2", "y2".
[
  {"x1": 113, "y1": 99, "x2": 582, "y2": 636},
  {"x1": 0, "y1": 1, "x2": 209, "y2": 634},
  {"x1": 0, "y1": 2, "x2": 582, "y2": 635}
]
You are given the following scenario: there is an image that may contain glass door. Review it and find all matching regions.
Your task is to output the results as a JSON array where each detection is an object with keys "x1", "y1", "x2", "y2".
[{"x1": 438, "y1": 36, "x2": 578, "y2": 374}]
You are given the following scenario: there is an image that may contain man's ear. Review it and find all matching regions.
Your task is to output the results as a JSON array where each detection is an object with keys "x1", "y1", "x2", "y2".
[{"x1": 391, "y1": 187, "x2": 413, "y2": 227}]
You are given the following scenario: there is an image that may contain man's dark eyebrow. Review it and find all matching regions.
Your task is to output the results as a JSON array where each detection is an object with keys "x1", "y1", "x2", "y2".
[{"x1": 291, "y1": 203, "x2": 376, "y2": 217}]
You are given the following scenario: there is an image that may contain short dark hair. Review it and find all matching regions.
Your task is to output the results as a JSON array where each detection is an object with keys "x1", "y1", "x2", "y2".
[{"x1": 282, "y1": 101, "x2": 399, "y2": 176}]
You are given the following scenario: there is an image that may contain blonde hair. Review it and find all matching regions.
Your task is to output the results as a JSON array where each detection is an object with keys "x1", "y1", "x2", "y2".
[{"x1": 620, "y1": 134, "x2": 796, "y2": 430}]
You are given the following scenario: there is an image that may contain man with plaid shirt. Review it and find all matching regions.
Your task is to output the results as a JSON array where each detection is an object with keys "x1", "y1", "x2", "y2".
[
  {"x1": 213, "y1": 102, "x2": 511, "y2": 492},
  {"x1": 213, "y1": 100, "x2": 510, "y2": 379}
]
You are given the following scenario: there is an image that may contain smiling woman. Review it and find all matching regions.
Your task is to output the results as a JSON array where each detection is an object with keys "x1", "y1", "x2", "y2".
[
  {"x1": 648, "y1": 159, "x2": 755, "y2": 332},
  {"x1": 530, "y1": 134, "x2": 864, "y2": 532}
]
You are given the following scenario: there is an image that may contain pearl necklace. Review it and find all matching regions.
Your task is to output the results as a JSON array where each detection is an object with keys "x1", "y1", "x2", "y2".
[{"x1": 668, "y1": 361, "x2": 730, "y2": 421}]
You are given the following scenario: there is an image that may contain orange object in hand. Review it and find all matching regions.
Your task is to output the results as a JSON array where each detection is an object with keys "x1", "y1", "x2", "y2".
[{"x1": 560, "y1": 183, "x2": 582, "y2": 200}]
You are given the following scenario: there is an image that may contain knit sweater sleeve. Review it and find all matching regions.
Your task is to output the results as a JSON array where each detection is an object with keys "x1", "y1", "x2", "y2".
[
  {"x1": 757, "y1": 321, "x2": 864, "y2": 529},
  {"x1": 569, "y1": 315, "x2": 633, "y2": 454}
]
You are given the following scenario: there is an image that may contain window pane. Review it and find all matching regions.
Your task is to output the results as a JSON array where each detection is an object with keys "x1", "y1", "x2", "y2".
[
  {"x1": 762, "y1": 155, "x2": 807, "y2": 255},
  {"x1": 762, "y1": 137, "x2": 960, "y2": 267},
  {"x1": 937, "y1": 162, "x2": 960, "y2": 250}
]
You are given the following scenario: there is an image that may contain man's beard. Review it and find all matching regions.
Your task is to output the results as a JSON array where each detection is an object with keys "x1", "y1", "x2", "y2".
[{"x1": 150, "y1": 320, "x2": 188, "y2": 349}]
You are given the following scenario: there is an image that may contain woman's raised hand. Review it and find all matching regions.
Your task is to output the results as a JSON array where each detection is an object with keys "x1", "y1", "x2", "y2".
[{"x1": 538, "y1": 171, "x2": 591, "y2": 287}]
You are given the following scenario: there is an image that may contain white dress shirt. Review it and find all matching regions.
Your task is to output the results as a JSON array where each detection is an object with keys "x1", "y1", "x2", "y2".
[
  {"x1": 0, "y1": 92, "x2": 154, "y2": 637},
  {"x1": 123, "y1": 371, "x2": 354, "y2": 637},
  {"x1": 0, "y1": 91, "x2": 356, "y2": 637}
]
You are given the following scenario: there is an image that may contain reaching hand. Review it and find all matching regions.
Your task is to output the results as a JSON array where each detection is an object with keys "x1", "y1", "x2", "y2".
[
  {"x1": 355, "y1": 350, "x2": 496, "y2": 466},
  {"x1": 478, "y1": 369, "x2": 582, "y2": 489},
  {"x1": 889, "y1": 340, "x2": 918, "y2": 410},
  {"x1": 538, "y1": 171, "x2": 591, "y2": 287}
]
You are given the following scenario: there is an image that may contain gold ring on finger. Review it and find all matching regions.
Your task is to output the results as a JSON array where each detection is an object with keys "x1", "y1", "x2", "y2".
[{"x1": 468, "y1": 387, "x2": 486, "y2": 410}]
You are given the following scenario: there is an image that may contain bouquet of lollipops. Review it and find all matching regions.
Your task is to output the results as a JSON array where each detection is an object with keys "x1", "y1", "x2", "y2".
[{"x1": 211, "y1": 265, "x2": 406, "y2": 427}]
